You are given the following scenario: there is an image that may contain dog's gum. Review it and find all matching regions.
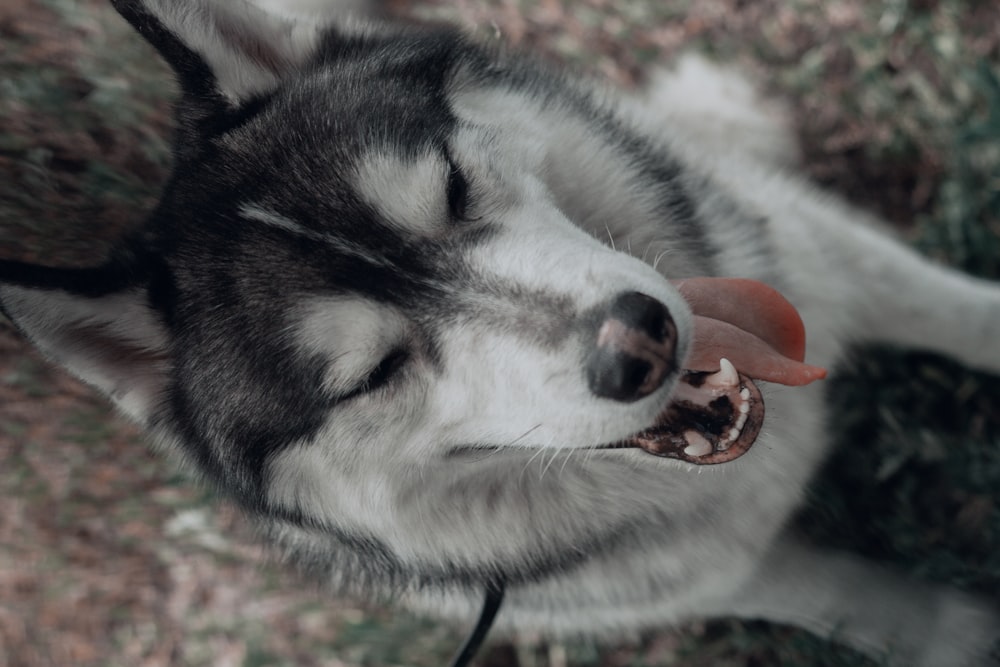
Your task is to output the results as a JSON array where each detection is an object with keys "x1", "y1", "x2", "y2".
[{"x1": 626, "y1": 371, "x2": 766, "y2": 465}]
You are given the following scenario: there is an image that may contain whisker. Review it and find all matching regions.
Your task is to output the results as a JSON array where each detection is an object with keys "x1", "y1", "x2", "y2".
[
  {"x1": 540, "y1": 447, "x2": 558, "y2": 479},
  {"x1": 652, "y1": 249, "x2": 671, "y2": 272},
  {"x1": 508, "y1": 423, "x2": 543, "y2": 447},
  {"x1": 640, "y1": 242, "x2": 654, "y2": 263},
  {"x1": 558, "y1": 446, "x2": 576, "y2": 477},
  {"x1": 540, "y1": 437, "x2": 565, "y2": 479},
  {"x1": 455, "y1": 424, "x2": 543, "y2": 464},
  {"x1": 521, "y1": 443, "x2": 549, "y2": 480}
]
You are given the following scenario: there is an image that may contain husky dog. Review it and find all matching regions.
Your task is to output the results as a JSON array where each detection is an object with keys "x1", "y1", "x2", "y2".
[{"x1": 1, "y1": 0, "x2": 998, "y2": 664}]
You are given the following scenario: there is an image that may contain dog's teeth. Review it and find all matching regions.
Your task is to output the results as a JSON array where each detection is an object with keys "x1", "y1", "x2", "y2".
[
  {"x1": 728, "y1": 427, "x2": 741, "y2": 442},
  {"x1": 740, "y1": 387, "x2": 751, "y2": 400},
  {"x1": 736, "y1": 413, "x2": 748, "y2": 429},
  {"x1": 738, "y1": 401, "x2": 750, "y2": 415},
  {"x1": 705, "y1": 358, "x2": 739, "y2": 389},
  {"x1": 683, "y1": 431, "x2": 714, "y2": 457}
]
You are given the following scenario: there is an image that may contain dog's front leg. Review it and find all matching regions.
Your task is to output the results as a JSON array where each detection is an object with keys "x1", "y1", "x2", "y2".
[
  {"x1": 754, "y1": 184, "x2": 1000, "y2": 375},
  {"x1": 701, "y1": 536, "x2": 1000, "y2": 666}
]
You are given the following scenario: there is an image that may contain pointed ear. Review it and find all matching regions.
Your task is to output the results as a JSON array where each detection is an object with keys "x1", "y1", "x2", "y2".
[
  {"x1": 111, "y1": 0, "x2": 326, "y2": 105},
  {"x1": 0, "y1": 264, "x2": 170, "y2": 424}
]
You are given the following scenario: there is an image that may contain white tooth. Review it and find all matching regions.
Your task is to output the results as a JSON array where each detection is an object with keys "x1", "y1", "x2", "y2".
[
  {"x1": 683, "y1": 431, "x2": 714, "y2": 457},
  {"x1": 717, "y1": 358, "x2": 739, "y2": 387},
  {"x1": 704, "y1": 358, "x2": 739, "y2": 389},
  {"x1": 728, "y1": 427, "x2": 741, "y2": 442},
  {"x1": 740, "y1": 387, "x2": 751, "y2": 400},
  {"x1": 738, "y1": 401, "x2": 750, "y2": 415},
  {"x1": 736, "y1": 413, "x2": 748, "y2": 429}
]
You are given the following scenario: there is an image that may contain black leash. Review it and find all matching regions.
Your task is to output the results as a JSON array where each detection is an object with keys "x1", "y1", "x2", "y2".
[{"x1": 447, "y1": 582, "x2": 506, "y2": 667}]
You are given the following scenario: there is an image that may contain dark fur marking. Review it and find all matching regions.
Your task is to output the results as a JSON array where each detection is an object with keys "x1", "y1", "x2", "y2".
[
  {"x1": 462, "y1": 52, "x2": 719, "y2": 273},
  {"x1": 8, "y1": 7, "x2": 725, "y2": 600}
]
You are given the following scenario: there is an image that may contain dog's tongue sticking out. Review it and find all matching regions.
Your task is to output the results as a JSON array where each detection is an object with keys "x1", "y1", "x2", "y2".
[
  {"x1": 673, "y1": 278, "x2": 827, "y2": 387},
  {"x1": 627, "y1": 278, "x2": 826, "y2": 465}
]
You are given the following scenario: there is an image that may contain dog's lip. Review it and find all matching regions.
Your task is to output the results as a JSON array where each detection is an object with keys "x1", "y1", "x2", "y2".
[
  {"x1": 604, "y1": 279, "x2": 825, "y2": 465},
  {"x1": 453, "y1": 279, "x2": 820, "y2": 464},
  {"x1": 609, "y1": 366, "x2": 764, "y2": 465}
]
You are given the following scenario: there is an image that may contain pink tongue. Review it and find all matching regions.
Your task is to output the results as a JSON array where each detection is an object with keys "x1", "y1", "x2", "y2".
[{"x1": 671, "y1": 278, "x2": 827, "y2": 387}]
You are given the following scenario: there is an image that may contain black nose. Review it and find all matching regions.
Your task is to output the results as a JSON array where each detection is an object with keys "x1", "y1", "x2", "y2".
[{"x1": 586, "y1": 292, "x2": 677, "y2": 402}]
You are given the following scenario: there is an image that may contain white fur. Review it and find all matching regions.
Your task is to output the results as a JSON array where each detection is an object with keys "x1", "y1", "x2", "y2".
[
  {"x1": 5, "y1": 4, "x2": 998, "y2": 666},
  {"x1": 143, "y1": 0, "x2": 325, "y2": 103},
  {"x1": 351, "y1": 152, "x2": 451, "y2": 236},
  {"x1": 294, "y1": 296, "x2": 411, "y2": 395},
  {"x1": 0, "y1": 285, "x2": 168, "y2": 421}
]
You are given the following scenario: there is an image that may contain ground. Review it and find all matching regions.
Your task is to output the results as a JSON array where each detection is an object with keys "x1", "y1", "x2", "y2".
[{"x1": 1, "y1": 1, "x2": 999, "y2": 666}]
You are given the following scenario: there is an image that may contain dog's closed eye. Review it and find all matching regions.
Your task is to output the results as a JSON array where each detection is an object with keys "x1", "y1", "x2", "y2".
[
  {"x1": 446, "y1": 155, "x2": 473, "y2": 222},
  {"x1": 340, "y1": 348, "x2": 409, "y2": 400},
  {"x1": 293, "y1": 297, "x2": 411, "y2": 400}
]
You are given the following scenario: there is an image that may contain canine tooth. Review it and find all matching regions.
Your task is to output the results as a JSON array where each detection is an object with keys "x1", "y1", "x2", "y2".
[
  {"x1": 740, "y1": 387, "x2": 751, "y2": 400},
  {"x1": 738, "y1": 401, "x2": 750, "y2": 415},
  {"x1": 683, "y1": 431, "x2": 713, "y2": 457},
  {"x1": 736, "y1": 413, "x2": 748, "y2": 429},
  {"x1": 728, "y1": 427, "x2": 741, "y2": 442},
  {"x1": 705, "y1": 358, "x2": 739, "y2": 389}
]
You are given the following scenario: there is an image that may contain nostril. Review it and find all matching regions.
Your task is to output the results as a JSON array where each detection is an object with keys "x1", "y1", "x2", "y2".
[
  {"x1": 587, "y1": 348, "x2": 658, "y2": 402},
  {"x1": 608, "y1": 292, "x2": 674, "y2": 344},
  {"x1": 586, "y1": 292, "x2": 677, "y2": 402}
]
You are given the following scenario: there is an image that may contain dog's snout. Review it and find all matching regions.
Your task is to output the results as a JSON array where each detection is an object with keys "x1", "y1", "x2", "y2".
[{"x1": 586, "y1": 292, "x2": 677, "y2": 402}]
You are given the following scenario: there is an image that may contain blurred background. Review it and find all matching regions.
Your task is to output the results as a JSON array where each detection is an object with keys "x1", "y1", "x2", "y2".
[{"x1": 1, "y1": 0, "x2": 998, "y2": 665}]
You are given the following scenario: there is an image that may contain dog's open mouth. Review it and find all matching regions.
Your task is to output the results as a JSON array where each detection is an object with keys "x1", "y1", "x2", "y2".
[
  {"x1": 618, "y1": 361, "x2": 764, "y2": 464},
  {"x1": 610, "y1": 278, "x2": 827, "y2": 465}
]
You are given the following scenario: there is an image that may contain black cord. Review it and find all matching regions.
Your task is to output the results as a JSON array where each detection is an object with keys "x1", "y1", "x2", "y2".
[{"x1": 447, "y1": 582, "x2": 506, "y2": 667}]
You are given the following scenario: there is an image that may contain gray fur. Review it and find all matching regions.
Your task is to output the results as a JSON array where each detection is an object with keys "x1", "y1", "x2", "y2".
[{"x1": 1, "y1": 1, "x2": 998, "y2": 665}]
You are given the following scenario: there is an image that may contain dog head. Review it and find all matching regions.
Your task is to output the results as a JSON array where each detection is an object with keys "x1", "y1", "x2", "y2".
[{"x1": 0, "y1": 0, "x2": 822, "y2": 591}]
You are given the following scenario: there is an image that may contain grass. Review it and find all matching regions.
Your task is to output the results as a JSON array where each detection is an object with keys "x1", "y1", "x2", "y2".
[
  {"x1": 917, "y1": 60, "x2": 1000, "y2": 275},
  {"x1": 791, "y1": 1, "x2": 1000, "y2": 600},
  {"x1": 0, "y1": 0, "x2": 170, "y2": 263},
  {"x1": 0, "y1": 0, "x2": 998, "y2": 665}
]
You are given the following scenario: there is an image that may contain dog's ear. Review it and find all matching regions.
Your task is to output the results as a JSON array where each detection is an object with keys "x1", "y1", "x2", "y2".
[
  {"x1": 0, "y1": 261, "x2": 170, "y2": 424},
  {"x1": 110, "y1": 0, "x2": 325, "y2": 106}
]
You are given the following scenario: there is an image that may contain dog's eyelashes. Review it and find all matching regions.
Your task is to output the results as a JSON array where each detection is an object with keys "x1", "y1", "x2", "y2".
[
  {"x1": 339, "y1": 349, "x2": 409, "y2": 402},
  {"x1": 366, "y1": 348, "x2": 408, "y2": 389},
  {"x1": 446, "y1": 159, "x2": 473, "y2": 222}
]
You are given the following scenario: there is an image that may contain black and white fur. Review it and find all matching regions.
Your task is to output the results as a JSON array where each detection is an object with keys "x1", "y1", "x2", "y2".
[{"x1": 1, "y1": 1, "x2": 998, "y2": 664}]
